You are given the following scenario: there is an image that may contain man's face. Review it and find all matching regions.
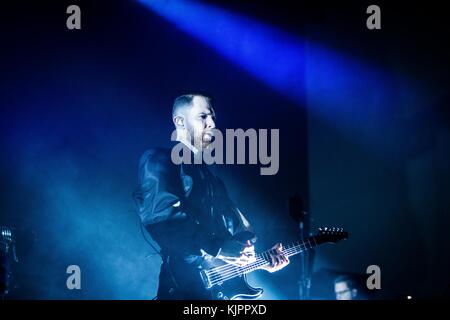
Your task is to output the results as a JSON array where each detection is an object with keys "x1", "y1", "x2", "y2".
[
  {"x1": 183, "y1": 96, "x2": 216, "y2": 149},
  {"x1": 334, "y1": 281, "x2": 356, "y2": 300}
]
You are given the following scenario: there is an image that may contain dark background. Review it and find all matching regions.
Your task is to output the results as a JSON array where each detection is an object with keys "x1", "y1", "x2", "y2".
[{"x1": 0, "y1": 0, "x2": 449, "y2": 299}]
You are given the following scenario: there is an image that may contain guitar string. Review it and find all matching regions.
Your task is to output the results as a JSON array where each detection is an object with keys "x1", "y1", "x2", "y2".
[
  {"x1": 208, "y1": 235, "x2": 339, "y2": 286},
  {"x1": 207, "y1": 248, "x2": 294, "y2": 281},
  {"x1": 207, "y1": 237, "x2": 316, "y2": 276},
  {"x1": 206, "y1": 241, "x2": 315, "y2": 285},
  {"x1": 206, "y1": 237, "x2": 320, "y2": 285},
  {"x1": 208, "y1": 247, "x2": 307, "y2": 286},
  {"x1": 208, "y1": 251, "x2": 293, "y2": 286},
  {"x1": 208, "y1": 238, "x2": 314, "y2": 275},
  {"x1": 208, "y1": 233, "x2": 334, "y2": 279},
  {"x1": 206, "y1": 241, "x2": 313, "y2": 282},
  {"x1": 208, "y1": 259, "x2": 267, "y2": 286},
  {"x1": 207, "y1": 248, "x2": 302, "y2": 285},
  {"x1": 206, "y1": 236, "x2": 321, "y2": 285}
]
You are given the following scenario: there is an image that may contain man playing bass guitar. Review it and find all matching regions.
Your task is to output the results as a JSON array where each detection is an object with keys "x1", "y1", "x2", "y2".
[{"x1": 133, "y1": 93, "x2": 289, "y2": 300}]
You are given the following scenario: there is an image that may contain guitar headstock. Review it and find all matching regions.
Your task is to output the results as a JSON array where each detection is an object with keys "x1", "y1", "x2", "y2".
[{"x1": 315, "y1": 227, "x2": 348, "y2": 244}]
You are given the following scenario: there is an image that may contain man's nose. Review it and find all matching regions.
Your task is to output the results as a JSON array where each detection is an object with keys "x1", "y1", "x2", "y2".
[{"x1": 206, "y1": 116, "x2": 215, "y2": 129}]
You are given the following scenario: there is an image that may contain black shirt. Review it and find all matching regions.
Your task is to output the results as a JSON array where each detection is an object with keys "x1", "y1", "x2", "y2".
[{"x1": 133, "y1": 146, "x2": 256, "y2": 286}]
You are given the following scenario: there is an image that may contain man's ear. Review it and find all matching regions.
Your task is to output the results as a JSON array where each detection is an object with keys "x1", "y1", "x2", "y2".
[{"x1": 173, "y1": 115, "x2": 184, "y2": 128}]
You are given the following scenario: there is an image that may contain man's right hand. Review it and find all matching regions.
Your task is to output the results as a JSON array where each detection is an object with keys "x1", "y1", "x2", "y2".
[{"x1": 217, "y1": 240, "x2": 256, "y2": 267}]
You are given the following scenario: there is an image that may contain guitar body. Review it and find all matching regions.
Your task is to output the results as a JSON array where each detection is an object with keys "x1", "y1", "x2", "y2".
[
  {"x1": 199, "y1": 255, "x2": 264, "y2": 300},
  {"x1": 209, "y1": 274, "x2": 263, "y2": 300},
  {"x1": 165, "y1": 227, "x2": 346, "y2": 300}
]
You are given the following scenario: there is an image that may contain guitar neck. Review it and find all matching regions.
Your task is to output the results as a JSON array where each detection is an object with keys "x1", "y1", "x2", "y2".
[
  {"x1": 242, "y1": 236, "x2": 318, "y2": 274},
  {"x1": 204, "y1": 228, "x2": 346, "y2": 289}
]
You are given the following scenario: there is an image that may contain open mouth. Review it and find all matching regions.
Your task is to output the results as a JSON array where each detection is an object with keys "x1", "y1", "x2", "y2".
[{"x1": 203, "y1": 131, "x2": 214, "y2": 141}]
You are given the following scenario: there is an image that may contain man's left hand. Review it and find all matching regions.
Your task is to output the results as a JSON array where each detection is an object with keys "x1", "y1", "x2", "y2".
[{"x1": 261, "y1": 243, "x2": 290, "y2": 273}]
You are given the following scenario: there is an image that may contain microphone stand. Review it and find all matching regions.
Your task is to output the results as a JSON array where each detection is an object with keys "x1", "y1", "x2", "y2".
[{"x1": 289, "y1": 196, "x2": 315, "y2": 300}]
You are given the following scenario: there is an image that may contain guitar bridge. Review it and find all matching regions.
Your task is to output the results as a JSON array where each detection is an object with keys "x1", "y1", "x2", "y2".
[{"x1": 200, "y1": 270, "x2": 213, "y2": 289}]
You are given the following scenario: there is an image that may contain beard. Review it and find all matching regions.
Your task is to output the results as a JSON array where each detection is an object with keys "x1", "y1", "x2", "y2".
[{"x1": 187, "y1": 127, "x2": 214, "y2": 150}]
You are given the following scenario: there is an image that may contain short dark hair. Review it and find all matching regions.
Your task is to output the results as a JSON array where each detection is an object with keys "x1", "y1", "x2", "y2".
[
  {"x1": 334, "y1": 275, "x2": 358, "y2": 289},
  {"x1": 172, "y1": 92, "x2": 213, "y2": 118}
]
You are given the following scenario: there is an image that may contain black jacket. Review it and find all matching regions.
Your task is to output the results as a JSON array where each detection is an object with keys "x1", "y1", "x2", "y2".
[{"x1": 133, "y1": 146, "x2": 255, "y2": 298}]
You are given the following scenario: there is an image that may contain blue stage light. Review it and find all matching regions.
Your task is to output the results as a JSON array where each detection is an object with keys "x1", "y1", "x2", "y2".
[{"x1": 137, "y1": 0, "x2": 426, "y2": 158}]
